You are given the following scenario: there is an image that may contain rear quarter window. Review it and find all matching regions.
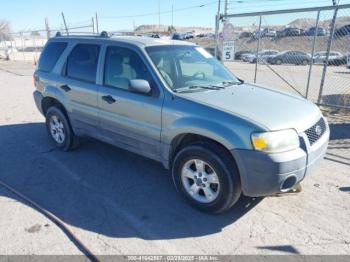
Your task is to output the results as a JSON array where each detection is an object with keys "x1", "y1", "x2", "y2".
[{"x1": 38, "y1": 42, "x2": 67, "y2": 72}]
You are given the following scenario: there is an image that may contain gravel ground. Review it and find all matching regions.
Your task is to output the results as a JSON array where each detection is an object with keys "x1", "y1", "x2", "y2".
[{"x1": 0, "y1": 60, "x2": 349, "y2": 256}]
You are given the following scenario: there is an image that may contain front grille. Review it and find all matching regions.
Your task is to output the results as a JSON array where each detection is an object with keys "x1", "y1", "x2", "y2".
[{"x1": 305, "y1": 117, "x2": 327, "y2": 145}]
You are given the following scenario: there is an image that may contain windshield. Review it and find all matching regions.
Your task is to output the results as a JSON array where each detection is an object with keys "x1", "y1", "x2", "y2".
[{"x1": 146, "y1": 45, "x2": 240, "y2": 92}]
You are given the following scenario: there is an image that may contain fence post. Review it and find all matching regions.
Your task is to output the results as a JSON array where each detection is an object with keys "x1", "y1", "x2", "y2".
[
  {"x1": 20, "y1": 32, "x2": 25, "y2": 61},
  {"x1": 305, "y1": 10, "x2": 320, "y2": 99},
  {"x1": 254, "y1": 15, "x2": 262, "y2": 83},
  {"x1": 32, "y1": 33, "x2": 38, "y2": 65},
  {"x1": 318, "y1": 7, "x2": 338, "y2": 104},
  {"x1": 45, "y1": 18, "x2": 50, "y2": 39},
  {"x1": 95, "y1": 13, "x2": 99, "y2": 34}
]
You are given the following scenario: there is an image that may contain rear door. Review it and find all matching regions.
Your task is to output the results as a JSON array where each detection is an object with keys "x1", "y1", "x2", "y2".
[
  {"x1": 58, "y1": 43, "x2": 101, "y2": 134},
  {"x1": 97, "y1": 45, "x2": 163, "y2": 161}
]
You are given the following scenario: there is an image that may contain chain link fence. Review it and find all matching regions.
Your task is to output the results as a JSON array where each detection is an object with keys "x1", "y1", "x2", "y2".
[
  {"x1": 0, "y1": 24, "x2": 94, "y2": 64},
  {"x1": 217, "y1": 4, "x2": 350, "y2": 109}
]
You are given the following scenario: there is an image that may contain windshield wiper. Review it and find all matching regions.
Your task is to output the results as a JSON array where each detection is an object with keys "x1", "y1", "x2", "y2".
[
  {"x1": 174, "y1": 85, "x2": 225, "y2": 93},
  {"x1": 221, "y1": 79, "x2": 244, "y2": 86}
]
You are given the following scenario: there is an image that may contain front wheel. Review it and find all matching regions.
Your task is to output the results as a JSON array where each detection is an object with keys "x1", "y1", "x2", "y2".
[{"x1": 172, "y1": 142, "x2": 242, "y2": 213}]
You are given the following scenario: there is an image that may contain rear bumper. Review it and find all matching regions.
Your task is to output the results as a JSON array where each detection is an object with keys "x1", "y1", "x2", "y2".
[
  {"x1": 33, "y1": 91, "x2": 44, "y2": 115},
  {"x1": 232, "y1": 122, "x2": 330, "y2": 197}
]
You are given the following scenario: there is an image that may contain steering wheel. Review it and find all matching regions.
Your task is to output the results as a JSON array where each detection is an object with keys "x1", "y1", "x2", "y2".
[{"x1": 192, "y1": 72, "x2": 206, "y2": 80}]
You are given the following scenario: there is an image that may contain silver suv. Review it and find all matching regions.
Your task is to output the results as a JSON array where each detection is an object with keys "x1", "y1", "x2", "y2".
[{"x1": 33, "y1": 33, "x2": 329, "y2": 213}]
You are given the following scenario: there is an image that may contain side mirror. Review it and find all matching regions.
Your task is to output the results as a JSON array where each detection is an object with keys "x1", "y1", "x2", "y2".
[{"x1": 129, "y1": 79, "x2": 151, "y2": 95}]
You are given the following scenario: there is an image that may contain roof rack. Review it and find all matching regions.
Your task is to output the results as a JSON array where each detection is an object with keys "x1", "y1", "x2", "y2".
[{"x1": 55, "y1": 31, "x2": 110, "y2": 38}]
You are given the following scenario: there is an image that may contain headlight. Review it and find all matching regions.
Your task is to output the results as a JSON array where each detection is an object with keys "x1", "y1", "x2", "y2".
[{"x1": 251, "y1": 129, "x2": 300, "y2": 153}]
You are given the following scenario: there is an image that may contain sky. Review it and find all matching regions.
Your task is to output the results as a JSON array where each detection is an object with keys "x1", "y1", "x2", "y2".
[{"x1": 2, "y1": 0, "x2": 350, "y2": 32}]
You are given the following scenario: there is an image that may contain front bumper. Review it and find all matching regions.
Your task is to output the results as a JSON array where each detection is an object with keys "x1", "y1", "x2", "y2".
[{"x1": 232, "y1": 122, "x2": 330, "y2": 197}]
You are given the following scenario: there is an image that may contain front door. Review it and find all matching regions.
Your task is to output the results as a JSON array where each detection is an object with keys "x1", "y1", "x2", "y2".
[{"x1": 98, "y1": 45, "x2": 163, "y2": 161}]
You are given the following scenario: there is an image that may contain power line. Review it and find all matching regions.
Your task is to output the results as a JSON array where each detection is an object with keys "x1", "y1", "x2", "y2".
[
  {"x1": 227, "y1": 0, "x2": 332, "y2": 10},
  {"x1": 99, "y1": 1, "x2": 218, "y2": 19}
]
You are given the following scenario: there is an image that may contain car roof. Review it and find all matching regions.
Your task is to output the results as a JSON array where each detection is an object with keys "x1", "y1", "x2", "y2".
[{"x1": 51, "y1": 35, "x2": 196, "y2": 47}]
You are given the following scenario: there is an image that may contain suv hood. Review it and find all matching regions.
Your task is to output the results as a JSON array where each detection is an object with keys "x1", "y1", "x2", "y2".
[{"x1": 178, "y1": 83, "x2": 321, "y2": 133}]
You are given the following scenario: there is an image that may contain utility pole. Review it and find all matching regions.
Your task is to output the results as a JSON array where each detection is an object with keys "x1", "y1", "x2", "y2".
[
  {"x1": 158, "y1": 0, "x2": 161, "y2": 32},
  {"x1": 215, "y1": 0, "x2": 221, "y2": 58},
  {"x1": 95, "y1": 12, "x2": 99, "y2": 34},
  {"x1": 45, "y1": 18, "x2": 50, "y2": 39},
  {"x1": 61, "y1": 12, "x2": 69, "y2": 35},
  {"x1": 224, "y1": 0, "x2": 228, "y2": 17},
  {"x1": 172, "y1": 2, "x2": 174, "y2": 28}
]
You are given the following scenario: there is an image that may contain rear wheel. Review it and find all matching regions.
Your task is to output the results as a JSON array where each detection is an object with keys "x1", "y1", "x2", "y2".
[
  {"x1": 172, "y1": 142, "x2": 242, "y2": 213},
  {"x1": 275, "y1": 59, "x2": 282, "y2": 65},
  {"x1": 45, "y1": 106, "x2": 78, "y2": 151},
  {"x1": 302, "y1": 59, "x2": 309, "y2": 65}
]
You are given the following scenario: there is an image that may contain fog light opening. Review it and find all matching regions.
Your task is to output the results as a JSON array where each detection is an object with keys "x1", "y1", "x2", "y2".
[{"x1": 280, "y1": 175, "x2": 297, "y2": 192}]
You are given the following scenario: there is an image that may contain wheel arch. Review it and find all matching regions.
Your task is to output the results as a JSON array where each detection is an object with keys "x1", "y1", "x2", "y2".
[
  {"x1": 41, "y1": 96, "x2": 68, "y2": 117},
  {"x1": 168, "y1": 133, "x2": 238, "y2": 171}
]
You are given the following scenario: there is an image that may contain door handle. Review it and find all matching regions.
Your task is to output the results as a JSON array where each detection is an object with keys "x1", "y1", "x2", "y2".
[
  {"x1": 60, "y1": 84, "x2": 71, "y2": 92},
  {"x1": 102, "y1": 95, "x2": 116, "y2": 104}
]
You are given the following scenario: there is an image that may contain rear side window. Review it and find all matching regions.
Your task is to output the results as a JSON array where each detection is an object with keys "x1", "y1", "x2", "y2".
[
  {"x1": 38, "y1": 42, "x2": 67, "y2": 72},
  {"x1": 66, "y1": 44, "x2": 100, "y2": 83}
]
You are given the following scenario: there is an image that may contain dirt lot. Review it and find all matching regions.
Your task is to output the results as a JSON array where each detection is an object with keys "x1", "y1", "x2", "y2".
[{"x1": 0, "y1": 60, "x2": 349, "y2": 256}]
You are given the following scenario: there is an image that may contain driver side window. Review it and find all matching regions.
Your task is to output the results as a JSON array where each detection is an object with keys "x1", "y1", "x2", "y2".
[{"x1": 104, "y1": 46, "x2": 153, "y2": 91}]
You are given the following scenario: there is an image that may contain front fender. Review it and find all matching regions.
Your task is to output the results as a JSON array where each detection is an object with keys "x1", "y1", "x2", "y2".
[
  {"x1": 163, "y1": 116, "x2": 246, "y2": 150},
  {"x1": 160, "y1": 116, "x2": 252, "y2": 169}
]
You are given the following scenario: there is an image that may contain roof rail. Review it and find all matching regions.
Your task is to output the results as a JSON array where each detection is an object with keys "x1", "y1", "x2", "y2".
[{"x1": 54, "y1": 31, "x2": 110, "y2": 38}]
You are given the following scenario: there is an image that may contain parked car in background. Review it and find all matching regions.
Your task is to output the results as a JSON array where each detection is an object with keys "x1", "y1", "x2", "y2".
[
  {"x1": 313, "y1": 51, "x2": 343, "y2": 64},
  {"x1": 205, "y1": 33, "x2": 215, "y2": 39},
  {"x1": 334, "y1": 24, "x2": 350, "y2": 37},
  {"x1": 267, "y1": 51, "x2": 311, "y2": 65},
  {"x1": 327, "y1": 55, "x2": 348, "y2": 66},
  {"x1": 281, "y1": 27, "x2": 301, "y2": 37},
  {"x1": 347, "y1": 54, "x2": 350, "y2": 68},
  {"x1": 172, "y1": 32, "x2": 185, "y2": 40},
  {"x1": 264, "y1": 29, "x2": 277, "y2": 38},
  {"x1": 185, "y1": 32, "x2": 194, "y2": 39},
  {"x1": 235, "y1": 50, "x2": 254, "y2": 60},
  {"x1": 239, "y1": 31, "x2": 253, "y2": 39},
  {"x1": 255, "y1": 28, "x2": 277, "y2": 38},
  {"x1": 299, "y1": 29, "x2": 306, "y2": 36},
  {"x1": 0, "y1": 47, "x2": 17, "y2": 60},
  {"x1": 245, "y1": 50, "x2": 279, "y2": 63},
  {"x1": 0, "y1": 48, "x2": 10, "y2": 60},
  {"x1": 305, "y1": 27, "x2": 327, "y2": 36},
  {"x1": 241, "y1": 52, "x2": 255, "y2": 62}
]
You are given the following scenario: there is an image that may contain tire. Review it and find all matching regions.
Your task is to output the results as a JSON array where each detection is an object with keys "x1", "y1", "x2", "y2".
[
  {"x1": 45, "y1": 106, "x2": 78, "y2": 151},
  {"x1": 302, "y1": 60, "x2": 309, "y2": 66},
  {"x1": 275, "y1": 59, "x2": 282, "y2": 65},
  {"x1": 172, "y1": 141, "x2": 242, "y2": 213}
]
